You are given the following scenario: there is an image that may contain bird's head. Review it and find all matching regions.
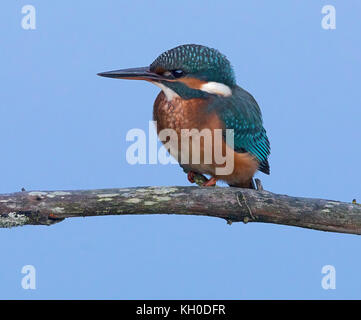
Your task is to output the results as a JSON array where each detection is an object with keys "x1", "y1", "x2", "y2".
[{"x1": 98, "y1": 44, "x2": 236, "y2": 100}]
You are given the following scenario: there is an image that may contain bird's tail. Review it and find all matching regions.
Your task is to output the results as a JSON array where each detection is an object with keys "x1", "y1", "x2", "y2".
[{"x1": 258, "y1": 159, "x2": 270, "y2": 175}]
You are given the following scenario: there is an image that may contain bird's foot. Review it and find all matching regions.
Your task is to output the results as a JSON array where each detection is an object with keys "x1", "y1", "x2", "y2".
[
  {"x1": 202, "y1": 177, "x2": 218, "y2": 187},
  {"x1": 185, "y1": 169, "x2": 217, "y2": 187},
  {"x1": 187, "y1": 171, "x2": 195, "y2": 184},
  {"x1": 186, "y1": 171, "x2": 209, "y2": 186}
]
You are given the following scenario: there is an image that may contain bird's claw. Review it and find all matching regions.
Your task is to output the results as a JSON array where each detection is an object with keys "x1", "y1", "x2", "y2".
[
  {"x1": 202, "y1": 177, "x2": 218, "y2": 187},
  {"x1": 187, "y1": 171, "x2": 195, "y2": 184},
  {"x1": 186, "y1": 171, "x2": 214, "y2": 186}
]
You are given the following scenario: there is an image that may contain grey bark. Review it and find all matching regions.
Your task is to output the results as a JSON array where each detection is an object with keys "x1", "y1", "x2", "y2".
[{"x1": 0, "y1": 186, "x2": 360, "y2": 235}]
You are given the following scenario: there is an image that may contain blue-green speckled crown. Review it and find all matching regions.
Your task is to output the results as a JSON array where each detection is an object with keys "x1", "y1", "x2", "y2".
[{"x1": 150, "y1": 44, "x2": 236, "y2": 87}]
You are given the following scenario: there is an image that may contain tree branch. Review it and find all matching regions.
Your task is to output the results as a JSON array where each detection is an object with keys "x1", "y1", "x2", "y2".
[{"x1": 0, "y1": 186, "x2": 360, "y2": 235}]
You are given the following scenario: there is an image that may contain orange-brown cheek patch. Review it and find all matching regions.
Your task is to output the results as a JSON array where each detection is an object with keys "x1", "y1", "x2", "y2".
[{"x1": 176, "y1": 77, "x2": 207, "y2": 90}]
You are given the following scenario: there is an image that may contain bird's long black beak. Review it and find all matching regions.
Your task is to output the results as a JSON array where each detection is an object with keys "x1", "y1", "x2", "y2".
[{"x1": 97, "y1": 67, "x2": 163, "y2": 81}]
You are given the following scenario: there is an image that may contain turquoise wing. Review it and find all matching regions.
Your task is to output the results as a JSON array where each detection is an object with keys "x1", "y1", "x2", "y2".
[{"x1": 209, "y1": 86, "x2": 271, "y2": 174}]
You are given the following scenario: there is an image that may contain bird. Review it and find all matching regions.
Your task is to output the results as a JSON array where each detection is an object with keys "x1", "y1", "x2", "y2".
[{"x1": 98, "y1": 44, "x2": 270, "y2": 188}]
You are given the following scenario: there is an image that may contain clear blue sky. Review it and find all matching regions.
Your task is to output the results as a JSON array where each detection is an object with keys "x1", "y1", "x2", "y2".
[{"x1": 0, "y1": 0, "x2": 360, "y2": 299}]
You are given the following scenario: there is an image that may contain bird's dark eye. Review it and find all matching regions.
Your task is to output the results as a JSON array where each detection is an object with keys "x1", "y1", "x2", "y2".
[{"x1": 171, "y1": 69, "x2": 185, "y2": 78}]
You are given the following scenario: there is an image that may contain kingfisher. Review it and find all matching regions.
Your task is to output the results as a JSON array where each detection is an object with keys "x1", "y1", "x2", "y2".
[{"x1": 98, "y1": 44, "x2": 270, "y2": 188}]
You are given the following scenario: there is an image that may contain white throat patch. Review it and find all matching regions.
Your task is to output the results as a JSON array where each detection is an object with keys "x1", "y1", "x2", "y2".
[{"x1": 153, "y1": 82, "x2": 180, "y2": 101}]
